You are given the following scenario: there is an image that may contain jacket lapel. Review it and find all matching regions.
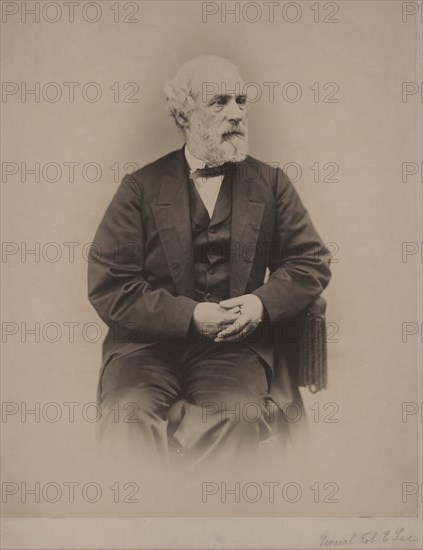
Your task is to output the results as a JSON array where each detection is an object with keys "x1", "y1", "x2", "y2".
[
  {"x1": 151, "y1": 150, "x2": 265, "y2": 300},
  {"x1": 151, "y1": 149, "x2": 196, "y2": 297},
  {"x1": 229, "y1": 160, "x2": 265, "y2": 297}
]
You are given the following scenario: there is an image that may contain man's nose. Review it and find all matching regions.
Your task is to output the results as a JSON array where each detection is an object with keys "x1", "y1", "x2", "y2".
[{"x1": 225, "y1": 101, "x2": 245, "y2": 123}]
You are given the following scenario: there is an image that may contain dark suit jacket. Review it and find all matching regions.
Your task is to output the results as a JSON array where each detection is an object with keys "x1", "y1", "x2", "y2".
[{"x1": 88, "y1": 147, "x2": 331, "y2": 407}]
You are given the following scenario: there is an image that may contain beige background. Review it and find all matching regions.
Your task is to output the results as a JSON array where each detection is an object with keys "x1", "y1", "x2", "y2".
[{"x1": 1, "y1": 0, "x2": 421, "y2": 530}]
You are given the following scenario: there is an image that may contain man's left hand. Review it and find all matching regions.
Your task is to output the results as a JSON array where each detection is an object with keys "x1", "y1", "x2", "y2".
[{"x1": 214, "y1": 294, "x2": 264, "y2": 343}]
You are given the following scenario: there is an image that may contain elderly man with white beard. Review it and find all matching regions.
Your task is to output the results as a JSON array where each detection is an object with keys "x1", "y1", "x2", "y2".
[{"x1": 88, "y1": 56, "x2": 331, "y2": 471}]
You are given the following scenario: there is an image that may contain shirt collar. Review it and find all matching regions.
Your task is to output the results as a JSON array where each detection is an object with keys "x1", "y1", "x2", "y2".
[{"x1": 184, "y1": 145, "x2": 206, "y2": 173}]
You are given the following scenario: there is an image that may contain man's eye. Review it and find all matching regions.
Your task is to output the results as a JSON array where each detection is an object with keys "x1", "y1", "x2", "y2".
[
  {"x1": 237, "y1": 97, "x2": 246, "y2": 105},
  {"x1": 216, "y1": 98, "x2": 225, "y2": 106}
]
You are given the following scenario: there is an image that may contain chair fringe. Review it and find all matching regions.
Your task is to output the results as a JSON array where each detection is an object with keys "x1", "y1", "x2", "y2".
[{"x1": 298, "y1": 303, "x2": 328, "y2": 392}]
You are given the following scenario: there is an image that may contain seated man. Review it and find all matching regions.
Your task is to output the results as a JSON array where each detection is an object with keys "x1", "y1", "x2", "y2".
[{"x1": 88, "y1": 56, "x2": 331, "y2": 471}]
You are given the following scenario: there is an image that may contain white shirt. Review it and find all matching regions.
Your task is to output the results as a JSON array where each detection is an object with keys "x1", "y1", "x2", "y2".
[{"x1": 184, "y1": 146, "x2": 224, "y2": 219}]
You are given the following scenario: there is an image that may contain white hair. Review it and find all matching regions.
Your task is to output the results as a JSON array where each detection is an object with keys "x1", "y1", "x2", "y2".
[{"x1": 164, "y1": 56, "x2": 242, "y2": 129}]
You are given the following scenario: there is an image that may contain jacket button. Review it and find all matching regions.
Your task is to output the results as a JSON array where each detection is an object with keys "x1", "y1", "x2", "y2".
[
  {"x1": 208, "y1": 267, "x2": 215, "y2": 274},
  {"x1": 209, "y1": 226, "x2": 215, "y2": 233},
  {"x1": 205, "y1": 292, "x2": 212, "y2": 299}
]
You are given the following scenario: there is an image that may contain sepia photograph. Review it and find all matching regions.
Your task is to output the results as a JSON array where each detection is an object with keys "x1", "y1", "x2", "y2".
[{"x1": 1, "y1": 0, "x2": 422, "y2": 548}]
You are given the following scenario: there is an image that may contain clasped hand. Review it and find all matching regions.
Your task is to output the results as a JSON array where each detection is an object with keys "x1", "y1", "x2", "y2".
[{"x1": 191, "y1": 294, "x2": 264, "y2": 343}]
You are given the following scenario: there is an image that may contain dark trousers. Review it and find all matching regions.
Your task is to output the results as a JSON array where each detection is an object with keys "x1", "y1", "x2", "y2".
[{"x1": 97, "y1": 335, "x2": 280, "y2": 472}]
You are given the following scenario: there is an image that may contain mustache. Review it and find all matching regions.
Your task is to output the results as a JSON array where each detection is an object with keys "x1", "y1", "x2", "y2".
[{"x1": 222, "y1": 126, "x2": 247, "y2": 138}]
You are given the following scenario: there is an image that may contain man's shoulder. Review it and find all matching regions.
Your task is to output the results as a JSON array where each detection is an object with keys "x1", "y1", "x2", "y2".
[
  {"x1": 243, "y1": 155, "x2": 279, "y2": 178},
  {"x1": 128, "y1": 148, "x2": 183, "y2": 183},
  {"x1": 241, "y1": 155, "x2": 287, "y2": 192}
]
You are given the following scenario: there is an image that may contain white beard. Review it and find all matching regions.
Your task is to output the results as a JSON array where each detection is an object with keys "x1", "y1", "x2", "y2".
[{"x1": 186, "y1": 116, "x2": 248, "y2": 167}]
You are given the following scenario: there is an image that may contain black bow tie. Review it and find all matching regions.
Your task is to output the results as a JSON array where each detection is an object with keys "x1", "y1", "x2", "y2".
[{"x1": 190, "y1": 163, "x2": 233, "y2": 180}]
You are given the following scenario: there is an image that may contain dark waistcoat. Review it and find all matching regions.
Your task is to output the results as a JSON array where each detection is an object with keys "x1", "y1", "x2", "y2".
[{"x1": 188, "y1": 175, "x2": 232, "y2": 304}]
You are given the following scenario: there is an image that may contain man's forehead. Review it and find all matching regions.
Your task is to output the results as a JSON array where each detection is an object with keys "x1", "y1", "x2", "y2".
[{"x1": 191, "y1": 65, "x2": 244, "y2": 97}]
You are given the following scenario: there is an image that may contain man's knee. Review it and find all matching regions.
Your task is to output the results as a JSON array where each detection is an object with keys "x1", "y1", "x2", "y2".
[{"x1": 100, "y1": 385, "x2": 172, "y2": 422}]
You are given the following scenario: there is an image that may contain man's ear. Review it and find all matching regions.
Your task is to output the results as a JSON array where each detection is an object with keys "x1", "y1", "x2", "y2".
[{"x1": 175, "y1": 111, "x2": 189, "y2": 128}]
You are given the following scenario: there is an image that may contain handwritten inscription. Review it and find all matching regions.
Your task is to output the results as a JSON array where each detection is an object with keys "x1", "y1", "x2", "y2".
[{"x1": 319, "y1": 528, "x2": 418, "y2": 546}]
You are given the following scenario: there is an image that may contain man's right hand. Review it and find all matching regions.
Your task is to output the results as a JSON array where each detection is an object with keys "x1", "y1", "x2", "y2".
[{"x1": 191, "y1": 302, "x2": 241, "y2": 338}]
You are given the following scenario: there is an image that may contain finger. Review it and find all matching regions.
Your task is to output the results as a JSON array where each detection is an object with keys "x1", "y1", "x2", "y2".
[
  {"x1": 218, "y1": 317, "x2": 258, "y2": 338},
  {"x1": 215, "y1": 322, "x2": 256, "y2": 343},
  {"x1": 223, "y1": 312, "x2": 241, "y2": 323},
  {"x1": 219, "y1": 298, "x2": 244, "y2": 309},
  {"x1": 215, "y1": 316, "x2": 250, "y2": 339},
  {"x1": 218, "y1": 319, "x2": 240, "y2": 331},
  {"x1": 203, "y1": 325, "x2": 219, "y2": 336},
  {"x1": 218, "y1": 304, "x2": 241, "y2": 312}
]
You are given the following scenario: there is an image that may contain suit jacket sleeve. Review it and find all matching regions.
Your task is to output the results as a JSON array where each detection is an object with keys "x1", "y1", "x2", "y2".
[
  {"x1": 87, "y1": 174, "x2": 198, "y2": 341},
  {"x1": 252, "y1": 167, "x2": 331, "y2": 323}
]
